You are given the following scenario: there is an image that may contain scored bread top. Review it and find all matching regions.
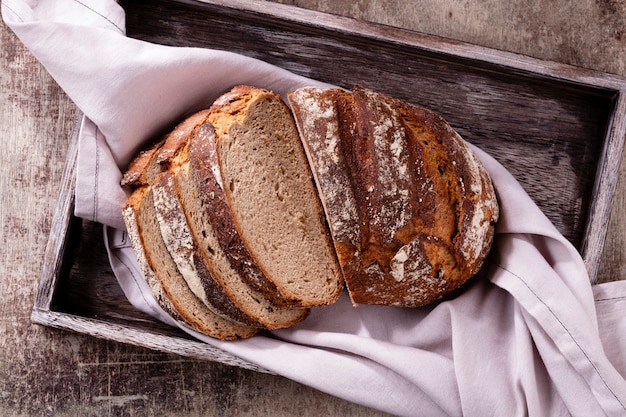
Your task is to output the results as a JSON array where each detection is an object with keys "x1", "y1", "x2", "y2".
[
  {"x1": 210, "y1": 85, "x2": 344, "y2": 308},
  {"x1": 288, "y1": 85, "x2": 499, "y2": 307}
]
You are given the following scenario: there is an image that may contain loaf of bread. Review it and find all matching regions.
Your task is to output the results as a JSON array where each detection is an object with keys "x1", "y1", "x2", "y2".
[
  {"x1": 121, "y1": 84, "x2": 499, "y2": 338},
  {"x1": 288, "y1": 86, "x2": 499, "y2": 307}
]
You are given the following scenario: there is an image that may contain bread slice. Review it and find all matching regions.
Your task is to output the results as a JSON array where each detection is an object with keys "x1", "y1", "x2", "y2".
[
  {"x1": 123, "y1": 188, "x2": 259, "y2": 339},
  {"x1": 209, "y1": 86, "x2": 344, "y2": 307},
  {"x1": 288, "y1": 86, "x2": 499, "y2": 307},
  {"x1": 162, "y1": 119, "x2": 310, "y2": 330},
  {"x1": 187, "y1": 123, "x2": 284, "y2": 302},
  {"x1": 285, "y1": 87, "x2": 362, "y2": 269},
  {"x1": 151, "y1": 171, "x2": 262, "y2": 327},
  {"x1": 121, "y1": 118, "x2": 259, "y2": 339}
]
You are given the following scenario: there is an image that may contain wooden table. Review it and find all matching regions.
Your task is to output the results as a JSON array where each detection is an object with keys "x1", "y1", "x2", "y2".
[{"x1": 1, "y1": 1, "x2": 624, "y2": 415}]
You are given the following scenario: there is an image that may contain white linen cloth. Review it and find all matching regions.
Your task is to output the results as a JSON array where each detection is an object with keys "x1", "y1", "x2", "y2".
[{"x1": 4, "y1": 1, "x2": 626, "y2": 416}]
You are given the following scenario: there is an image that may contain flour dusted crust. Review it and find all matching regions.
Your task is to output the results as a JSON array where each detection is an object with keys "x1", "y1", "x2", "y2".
[{"x1": 288, "y1": 85, "x2": 499, "y2": 307}]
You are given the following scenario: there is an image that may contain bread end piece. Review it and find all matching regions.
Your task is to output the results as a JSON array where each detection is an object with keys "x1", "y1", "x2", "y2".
[{"x1": 289, "y1": 85, "x2": 499, "y2": 307}]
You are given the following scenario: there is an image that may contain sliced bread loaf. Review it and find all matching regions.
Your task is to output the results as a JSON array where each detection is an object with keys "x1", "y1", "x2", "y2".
[
  {"x1": 164, "y1": 121, "x2": 310, "y2": 330},
  {"x1": 209, "y1": 86, "x2": 344, "y2": 308},
  {"x1": 120, "y1": 139, "x2": 184, "y2": 321}
]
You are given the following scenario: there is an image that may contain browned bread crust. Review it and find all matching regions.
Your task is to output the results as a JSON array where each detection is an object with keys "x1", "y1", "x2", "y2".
[
  {"x1": 120, "y1": 139, "x2": 165, "y2": 188},
  {"x1": 124, "y1": 111, "x2": 255, "y2": 324},
  {"x1": 288, "y1": 85, "x2": 499, "y2": 307},
  {"x1": 123, "y1": 188, "x2": 259, "y2": 340}
]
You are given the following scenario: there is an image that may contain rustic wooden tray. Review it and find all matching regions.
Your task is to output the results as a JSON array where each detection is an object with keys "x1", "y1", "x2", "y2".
[{"x1": 32, "y1": 0, "x2": 626, "y2": 372}]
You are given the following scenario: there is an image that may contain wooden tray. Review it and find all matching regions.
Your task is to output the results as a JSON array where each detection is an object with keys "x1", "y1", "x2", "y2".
[{"x1": 32, "y1": 0, "x2": 626, "y2": 372}]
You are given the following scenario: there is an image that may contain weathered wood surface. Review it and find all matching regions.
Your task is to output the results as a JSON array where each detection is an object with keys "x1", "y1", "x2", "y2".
[{"x1": 2, "y1": 0, "x2": 625, "y2": 416}]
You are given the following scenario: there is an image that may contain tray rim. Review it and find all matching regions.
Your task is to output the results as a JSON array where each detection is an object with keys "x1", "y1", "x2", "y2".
[
  {"x1": 187, "y1": 0, "x2": 626, "y2": 91},
  {"x1": 33, "y1": 0, "x2": 626, "y2": 370}
]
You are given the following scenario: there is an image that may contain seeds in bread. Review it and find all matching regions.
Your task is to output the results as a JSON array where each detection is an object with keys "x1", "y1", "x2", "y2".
[{"x1": 210, "y1": 86, "x2": 344, "y2": 308}]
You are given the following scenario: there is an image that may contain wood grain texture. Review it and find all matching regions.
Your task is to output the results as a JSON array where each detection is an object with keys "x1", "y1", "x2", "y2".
[{"x1": 2, "y1": 0, "x2": 625, "y2": 416}]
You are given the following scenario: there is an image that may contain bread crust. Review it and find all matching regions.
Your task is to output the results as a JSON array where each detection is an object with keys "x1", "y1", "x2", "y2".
[
  {"x1": 121, "y1": 83, "x2": 499, "y2": 338},
  {"x1": 122, "y1": 201, "x2": 184, "y2": 322},
  {"x1": 289, "y1": 86, "x2": 499, "y2": 307},
  {"x1": 120, "y1": 116, "x2": 262, "y2": 338},
  {"x1": 125, "y1": 112, "x2": 260, "y2": 323}
]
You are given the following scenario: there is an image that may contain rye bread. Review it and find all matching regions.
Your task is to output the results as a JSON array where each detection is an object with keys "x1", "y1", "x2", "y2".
[
  {"x1": 162, "y1": 120, "x2": 310, "y2": 330},
  {"x1": 288, "y1": 85, "x2": 499, "y2": 307},
  {"x1": 209, "y1": 86, "x2": 344, "y2": 308},
  {"x1": 127, "y1": 111, "x2": 259, "y2": 325},
  {"x1": 120, "y1": 139, "x2": 183, "y2": 321}
]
